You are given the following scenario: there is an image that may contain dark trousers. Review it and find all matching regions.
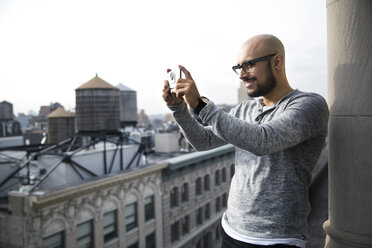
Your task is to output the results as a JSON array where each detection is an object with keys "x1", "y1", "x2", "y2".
[{"x1": 221, "y1": 228, "x2": 299, "y2": 248}]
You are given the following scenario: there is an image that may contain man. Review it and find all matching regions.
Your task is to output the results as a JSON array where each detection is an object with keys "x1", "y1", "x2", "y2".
[{"x1": 162, "y1": 34, "x2": 329, "y2": 248}]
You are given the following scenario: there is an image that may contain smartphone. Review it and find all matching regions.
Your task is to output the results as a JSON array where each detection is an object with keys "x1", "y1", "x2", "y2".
[{"x1": 167, "y1": 69, "x2": 182, "y2": 89}]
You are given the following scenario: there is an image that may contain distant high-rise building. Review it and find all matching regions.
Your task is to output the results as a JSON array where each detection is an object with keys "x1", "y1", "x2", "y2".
[{"x1": 138, "y1": 109, "x2": 150, "y2": 127}]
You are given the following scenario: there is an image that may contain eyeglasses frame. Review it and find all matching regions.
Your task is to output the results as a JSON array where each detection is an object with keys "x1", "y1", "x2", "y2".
[{"x1": 232, "y1": 53, "x2": 277, "y2": 74}]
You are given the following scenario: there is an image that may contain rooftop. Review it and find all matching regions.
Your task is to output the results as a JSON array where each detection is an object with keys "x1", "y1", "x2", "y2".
[
  {"x1": 76, "y1": 74, "x2": 118, "y2": 90},
  {"x1": 47, "y1": 107, "x2": 74, "y2": 118},
  {"x1": 116, "y1": 83, "x2": 135, "y2": 92}
]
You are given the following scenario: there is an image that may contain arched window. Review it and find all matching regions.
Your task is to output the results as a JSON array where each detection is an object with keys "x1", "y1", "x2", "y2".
[
  {"x1": 144, "y1": 195, "x2": 155, "y2": 222},
  {"x1": 181, "y1": 183, "x2": 189, "y2": 202},
  {"x1": 196, "y1": 177, "x2": 203, "y2": 195},
  {"x1": 171, "y1": 221, "x2": 180, "y2": 243},
  {"x1": 181, "y1": 215, "x2": 190, "y2": 235},
  {"x1": 170, "y1": 187, "x2": 179, "y2": 208},
  {"x1": 204, "y1": 203, "x2": 211, "y2": 220},
  {"x1": 222, "y1": 168, "x2": 227, "y2": 183},
  {"x1": 204, "y1": 175, "x2": 210, "y2": 191},
  {"x1": 215, "y1": 196, "x2": 221, "y2": 212},
  {"x1": 125, "y1": 202, "x2": 137, "y2": 231},
  {"x1": 103, "y1": 210, "x2": 118, "y2": 243},
  {"x1": 215, "y1": 170, "x2": 221, "y2": 186}
]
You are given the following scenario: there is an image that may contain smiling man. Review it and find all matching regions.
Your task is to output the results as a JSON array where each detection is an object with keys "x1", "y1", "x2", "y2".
[{"x1": 162, "y1": 34, "x2": 329, "y2": 248}]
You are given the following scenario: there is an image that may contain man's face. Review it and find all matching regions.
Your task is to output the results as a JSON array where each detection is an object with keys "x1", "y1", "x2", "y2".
[{"x1": 239, "y1": 58, "x2": 277, "y2": 98}]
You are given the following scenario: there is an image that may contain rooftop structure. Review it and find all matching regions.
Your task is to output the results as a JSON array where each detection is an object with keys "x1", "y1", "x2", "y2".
[
  {"x1": 75, "y1": 75, "x2": 120, "y2": 132},
  {"x1": 47, "y1": 107, "x2": 75, "y2": 144},
  {"x1": 116, "y1": 83, "x2": 138, "y2": 127}
]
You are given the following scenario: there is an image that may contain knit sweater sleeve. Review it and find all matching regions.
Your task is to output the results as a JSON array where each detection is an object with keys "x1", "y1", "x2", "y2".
[
  {"x1": 168, "y1": 101, "x2": 228, "y2": 151},
  {"x1": 198, "y1": 93, "x2": 329, "y2": 156}
]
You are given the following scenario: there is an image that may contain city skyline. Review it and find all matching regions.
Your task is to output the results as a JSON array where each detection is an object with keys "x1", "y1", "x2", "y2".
[{"x1": 0, "y1": 0, "x2": 327, "y2": 115}]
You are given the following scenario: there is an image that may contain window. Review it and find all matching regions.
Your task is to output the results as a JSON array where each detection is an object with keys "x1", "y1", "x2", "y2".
[
  {"x1": 230, "y1": 164, "x2": 235, "y2": 179},
  {"x1": 216, "y1": 196, "x2": 221, "y2": 212},
  {"x1": 215, "y1": 170, "x2": 221, "y2": 186},
  {"x1": 222, "y1": 168, "x2": 227, "y2": 183},
  {"x1": 203, "y1": 232, "x2": 211, "y2": 248},
  {"x1": 205, "y1": 203, "x2": 211, "y2": 220},
  {"x1": 171, "y1": 221, "x2": 180, "y2": 243},
  {"x1": 145, "y1": 195, "x2": 155, "y2": 221},
  {"x1": 103, "y1": 210, "x2": 117, "y2": 243},
  {"x1": 43, "y1": 231, "x2": 65, "y2": 248},
  {"x1": 196, "y1": 177, "x2": 202, "y2": 195},
  {"x1": 204, "y1": 175, "x2": 210, "y2": 191},
  {"x1": 126, "y1": 202, "x2": 138, "y2": 231},
  {"x1": 216, "y1": 225, "x2": 221, "y2": 240},
  {"x1": 170, "y1": 187, "x2": 179, "y2": 208},
  {"x1": 128, "y1": 242, "x2": 138, "y2": 248},
  {"x1": 146, "y1": 232, "x2": 156, "y2": 248},
  {"x1": 181, "y1": 183, "x2": 189, "y2": 202},
  {"x1": 196, "y1": 207, "x2": 203, "y2": 225},
  {"x1": 222, "y1": 193, "x2": 227, "y2": 208},
  {"x1": 76, "y1": 220, "x2": 94, "y2": 248},
  {"x1": 181, "y1": 215, "x2": 190, "y2": 235},
  {"x1": 196, "y1": 239, "x2": 202, "y2": 248}
]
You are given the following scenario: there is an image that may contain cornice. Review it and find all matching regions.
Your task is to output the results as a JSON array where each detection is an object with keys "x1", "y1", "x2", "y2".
[{"x1": 31, "y1": 163, "x2": 168, "y2": 209}]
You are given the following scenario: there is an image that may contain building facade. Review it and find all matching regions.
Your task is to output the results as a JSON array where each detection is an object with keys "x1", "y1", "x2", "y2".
[
  {"x1": 161, "y1": 145, "x2": 234, "y2": 248},
  {"x1": 0, "y1": 145, "x2": 235, "y2": 248},
  {"x1": 1, "y1": 164, "x2": 166, "y2": 248}
]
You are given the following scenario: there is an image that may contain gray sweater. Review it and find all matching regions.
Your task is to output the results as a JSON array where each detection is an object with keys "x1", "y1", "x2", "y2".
[{"x1": 169, "y1": 89, "x2": 329, "y2": 239}]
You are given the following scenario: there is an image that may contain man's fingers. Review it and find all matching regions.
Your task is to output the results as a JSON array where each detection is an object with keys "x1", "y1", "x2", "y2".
[
  {"x1": 170, "y1": 88, "x2": 177, "y2": 95},
  {"x1": 164, "y1": 80, "x2": 170, "y2": 88},
  {"x1": 179, "y1": 65, "x2": 193, "y2": 80},
  {"x1": 175, "y1": 88, "x2": 187, "y2": 98}
]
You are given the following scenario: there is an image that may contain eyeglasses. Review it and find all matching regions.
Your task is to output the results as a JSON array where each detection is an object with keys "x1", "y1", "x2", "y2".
[{"x1": 232, "y1": 54, "x2": 276, "y2": 74}]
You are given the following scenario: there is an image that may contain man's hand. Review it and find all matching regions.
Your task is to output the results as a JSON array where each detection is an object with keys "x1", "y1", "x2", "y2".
[
  {"x1": 174, "y1": 65, "x2": 200, "y2": 109},
  {"x1": 162, "y1": 79, "x2": 183, "y2": 106}
]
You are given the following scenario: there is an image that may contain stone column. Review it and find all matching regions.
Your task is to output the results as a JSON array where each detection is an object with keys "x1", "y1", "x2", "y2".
[
  {"x1": 94, "y1": 217, "x2": 103, "y2": 248},
  {"x1": 138, "y1": 197, "x2": 145, "y2": 248},
  {"x1": 324, "y1": 0, "x2": 372, "y2": 247},
  {"x1": 155, "y1": 189, "x2": 164, "y2": 248}
]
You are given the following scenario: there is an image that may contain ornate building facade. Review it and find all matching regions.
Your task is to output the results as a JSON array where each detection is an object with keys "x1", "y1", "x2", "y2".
[
  {"x1": 1, "y1": 164, "x2": 166, "y2": 248},
  {"x1": 161, "y1": 145, "x2": 234, "y2": 248},
  {"x1": 0, "y1": 145, "x2": 235, "y2": 248}
]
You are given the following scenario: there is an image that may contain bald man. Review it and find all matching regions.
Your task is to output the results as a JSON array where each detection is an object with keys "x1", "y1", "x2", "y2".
[{"x1": 162, "y1": 34, "x2": 329, "y2": 248}]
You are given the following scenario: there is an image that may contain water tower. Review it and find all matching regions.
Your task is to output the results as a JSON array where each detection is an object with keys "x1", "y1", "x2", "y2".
[{"x1": 75, "y1": 74, "x2": 120, "y2": 134}]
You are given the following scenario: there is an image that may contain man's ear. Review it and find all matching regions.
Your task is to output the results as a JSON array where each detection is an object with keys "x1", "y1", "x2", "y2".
[{"x1": 274, "y1": 54, "x2": 284, "y2": 71}]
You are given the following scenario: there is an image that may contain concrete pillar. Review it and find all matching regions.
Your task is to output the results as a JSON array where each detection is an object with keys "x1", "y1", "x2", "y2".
[
  {"x1": 155, "y1": 190, "x2": 164, "y2": 248},
  {"x1": 138, "y1": 197, "x2": 145, "y2": 248},
  {"x1": 65, "y1": 228, "x2": 76, "y2": 248},
  {"x1": 325, "y1": 0, "x2": 372, "y2": 247},
  {"x1": 94, "y1": 218, "x2": 103, "y2": 248},
  {"x1": 118, "y1": 207, "x2": 126, "y2": 248}
]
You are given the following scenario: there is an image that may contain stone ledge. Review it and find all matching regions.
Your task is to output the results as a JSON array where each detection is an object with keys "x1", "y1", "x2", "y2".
[{"x1": 323, "y1": 220, "x2": 372, "y2": 247}]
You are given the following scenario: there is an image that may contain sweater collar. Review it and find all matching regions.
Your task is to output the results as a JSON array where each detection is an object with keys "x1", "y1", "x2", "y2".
[{"x1": 257, "y1": 89, "x2": 299, "y2": 111}]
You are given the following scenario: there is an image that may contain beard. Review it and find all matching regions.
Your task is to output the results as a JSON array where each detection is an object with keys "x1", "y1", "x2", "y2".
[{"x1": 245, "y1": 63, "x2": 277, "y2": 97}]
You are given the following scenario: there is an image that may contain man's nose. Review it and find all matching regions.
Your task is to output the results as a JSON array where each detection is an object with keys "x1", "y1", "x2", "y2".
[{"x1": 239, "y1": 69, "x2": 248, "y2": 80}]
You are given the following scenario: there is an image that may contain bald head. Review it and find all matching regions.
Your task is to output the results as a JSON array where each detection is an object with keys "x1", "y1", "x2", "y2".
[
  {"x1": 238, "y1": 34, "x2": 285, "y2": 63},
  {"x1": 236, "y1": 34, "x2": 291, "y2": 105}
]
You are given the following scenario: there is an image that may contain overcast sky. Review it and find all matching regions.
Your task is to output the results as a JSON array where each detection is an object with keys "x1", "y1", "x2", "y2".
[{"x1": 0, "y1": 0, "x2": 327, "y2": 115}]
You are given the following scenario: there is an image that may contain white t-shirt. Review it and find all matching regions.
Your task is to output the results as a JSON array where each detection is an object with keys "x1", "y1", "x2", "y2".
[{"x1": 221, "y1": 212, "x2": 307, "y2": 248}]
